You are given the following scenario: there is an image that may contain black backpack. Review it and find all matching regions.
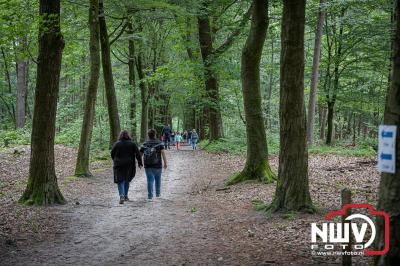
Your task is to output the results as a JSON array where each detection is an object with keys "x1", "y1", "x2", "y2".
[{"x1": 143, "y1": 143, "x2": 162, "y2": 165}]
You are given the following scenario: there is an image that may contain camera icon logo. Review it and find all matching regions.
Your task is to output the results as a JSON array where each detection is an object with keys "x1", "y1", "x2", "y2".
[{"x1": 311, "y1": 203, "x2": 389, "y2": 256}]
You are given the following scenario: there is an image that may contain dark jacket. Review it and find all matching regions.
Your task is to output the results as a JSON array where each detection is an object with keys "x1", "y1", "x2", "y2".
[
  {"x1": 111, "y1": 140, "x2": 143, "y2": 183},
  {"x1": 161, "y1": 125, "x2": 172, "y2": 137}
]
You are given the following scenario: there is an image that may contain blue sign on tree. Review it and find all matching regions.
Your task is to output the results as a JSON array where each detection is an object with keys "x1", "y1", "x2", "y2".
[{"x1": 378, "y1": 125, "x2": 396, "y2": 174}]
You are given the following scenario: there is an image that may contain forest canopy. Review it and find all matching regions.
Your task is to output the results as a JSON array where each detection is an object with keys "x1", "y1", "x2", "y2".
[{"x1": 0, "y1": 0, "x2": 389, "y2": 153}]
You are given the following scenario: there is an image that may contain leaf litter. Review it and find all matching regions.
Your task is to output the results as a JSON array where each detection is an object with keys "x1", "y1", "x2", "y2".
[{"x1": 0, "y1": 145, "x2": 378, "y2": 265}]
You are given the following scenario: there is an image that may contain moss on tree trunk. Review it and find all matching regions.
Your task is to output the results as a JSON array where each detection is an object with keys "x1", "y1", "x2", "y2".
[
  {"x1": 197, "y1": 6, "x2": 224, "y2": 141},
  {"x1": 99, "y1": 0, "x2": 121, "y2": 146},
  {"x1": 227, "y1": 0, "x2": 275, "y2": 185},
  {"x1": 19, "y1": 0, "x2": 65, "y2": 205},
  {"x1": 374, "y1": 0, "x2": 400, "y2": 263},
  {"x1": 75, "y1": 0, "x2": 101, "y2": 177}
]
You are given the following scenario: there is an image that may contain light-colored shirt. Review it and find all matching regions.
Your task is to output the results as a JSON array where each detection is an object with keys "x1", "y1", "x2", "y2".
[{"x1": 175, "y1": 135, "x2": 182, "y2": 142}]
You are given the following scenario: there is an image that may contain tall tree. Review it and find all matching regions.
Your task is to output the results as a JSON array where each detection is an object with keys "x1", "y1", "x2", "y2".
[
  {"x1": 272, "y1": 0, "x2": 313, "y2": 211},
  {"x1": 1, "y1": 47, "x2": 16, "y2": 124},
  {"x1": 19, "y1": 0, "x2": 65, "y2": 205},
  {"x1": 228, "y1": 0, "x2": 275, "y2": 185},
  {"x1": 197, "y1": 10, "x2": 223, "y2": 141},
  {"x1": 306, "y1": 0, "x2": 325, "y2": 145},
  {"x1": 375, "y1": 0, "x2": 400, "y2": 263},
  {"x1": 99, "y1": 0, "x2": 121, "y2": 146},
  {"x1": 16, "y1": 58, "x2": 28, "y2": 129},
  {"x1": 75, "y1": 0, "x2": 101, "y2": 177},
  {"x1": 127, "y1": 19, "x2": 137, "y2": 140},
  {"x1": 136, "y1": 52, "x2": 148, "y2": 142},
  {"x1": 197, "y1": 0, "x2": 252, "y2": 141}
]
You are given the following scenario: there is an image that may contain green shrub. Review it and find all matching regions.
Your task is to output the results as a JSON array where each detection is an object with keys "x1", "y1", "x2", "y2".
[
  {"x1": 309, "y1": 144, "x2": 376, "y2": 157},
  {"x1": 0, "y1": 129, "x2": 31, "y2": 147},
  {"x1": 199, "y1": 137, "x2": 246, "y2": 155}
]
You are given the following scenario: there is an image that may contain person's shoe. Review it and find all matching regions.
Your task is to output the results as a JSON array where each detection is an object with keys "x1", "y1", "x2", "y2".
[
  {"x1": 124, "y1": 196, "x2": 130, "y2": 201},
  {"x1": 119, "y1": 196, "x2": 124, "y2": 204},
  {"x1": 147, "y1": 198, "x2": 153, "y2": 202}
]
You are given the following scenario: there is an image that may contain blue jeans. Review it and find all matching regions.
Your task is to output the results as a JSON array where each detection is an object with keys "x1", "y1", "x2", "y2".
[
  {"x1": 191, "y1": 139, "x2": 197, "y2": 150},
  {"x1": 117, "y1": 180, "x2": 130, "y2": 197},
  {"x1": 145, "y1": 168, "x2": 162, "y2": 199}
]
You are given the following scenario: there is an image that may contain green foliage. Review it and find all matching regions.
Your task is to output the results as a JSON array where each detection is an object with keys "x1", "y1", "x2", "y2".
[
  {"x1": 251, "y1": 199, "x2": 268, "y2": 211},
  {"x1": 309, "y1": 144, "x2": 376, "y2": 157},
  {"x1": 0, "y1": 129, "x2": 30, "y2": 147},
  {"x1": 199, "y1": 138, "x2": 247, "y2": 155},
  {"x1": 199, "y1": 135, "x2": 280, "y2": 156},
  {"x1": 200, "y1": 134, "x2": 376, "y2": 158}
]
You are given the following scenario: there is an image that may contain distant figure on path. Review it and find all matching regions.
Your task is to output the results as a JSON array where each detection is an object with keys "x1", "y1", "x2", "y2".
[
  {"x1": 111, "y1": 130, "x2": 143, "y2": 204},
  {"x1": 191, "y1": 129, "x2": 199, "y2": 150},
  {"x1": 171, "y1": 131, "x2": 176, "y2": 146},
  {"x1": 140, "y1": 129, "x2": 168, "y2": 201},
  {"x1": 182, "y1": 130, "x2": 187, "y2": 142},
  {"x1": 161, "y1": 123, "x2": 172, "y2": 150},
  {"x1": 175, "y1": 131, "x2": 182, "y2": 150},
  {"x1": 187, "y1": 130, "x2": 192, "y2": 145}
]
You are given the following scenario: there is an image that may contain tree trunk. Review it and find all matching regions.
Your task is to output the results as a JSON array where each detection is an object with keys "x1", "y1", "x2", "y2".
[
  {"x1": 326, "y1": 100, "x2": 335, "y2": 144},
  {"x1": 75, "y1": 0, "x2": 101, "y2": 177},
  {"x1": 228, "y1": 0, "x2": 275, "y2": 185},
  {"x1": 265, "y1": 34, "x2": 274, "y2": 128},
  {"x1": 197, "y1": 14, "x2": 223, "y2": 141},
  {"x1": 19, "y1": 0, "x2": 65, "y2": 205},
  {"x1": 127, "y1": 20, "x2": 137, "y2": 140},
  {"x1": 99, "y1": 0, "x2": 121, "y2": 146},
  {"x1": 375, "y1": 0, "x2": 400, "y2": 263},
  {"x1": 306, "y1": 0, "x2": 325, "y2": 145},
  {"x1": 352, "y1": 113, "x2": 356, "y2": 145},
  {"x1": 1, "y1": 47, "x2": 16, "y2": 124},
  {"x1": 319, "y1": 104, "x2": 327, "y2": 140},
  {"x1": 136, "y1": 54, "x2": 148, "y2": 143},
  {"x1": 16, "y1": 60, "x2": 28, "y2": 128},
  {"x1": 272, "y1": 0, "x2": 313, "y2": 212}
]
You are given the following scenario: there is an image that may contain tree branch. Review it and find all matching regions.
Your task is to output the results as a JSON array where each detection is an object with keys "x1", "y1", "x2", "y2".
[
  {"x1": 111, "y1": 49, "x2": 129, "y2": 64},
  {"x1": 213, "y1": 3, "x2": 253, "y2": 58},
  {"x1": 110, "y1": 24, "x2": 128, "y2": 45}
]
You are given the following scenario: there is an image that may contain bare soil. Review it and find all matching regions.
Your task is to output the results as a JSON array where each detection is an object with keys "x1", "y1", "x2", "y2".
[{"x1": 0, "y1": 144, "x2": 378, "y2": 265}]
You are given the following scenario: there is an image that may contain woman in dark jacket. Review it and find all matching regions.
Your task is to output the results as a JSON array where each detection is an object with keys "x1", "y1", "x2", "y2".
[{"x1": 111, "y1": 130, "x2": 143, "y2": 204}]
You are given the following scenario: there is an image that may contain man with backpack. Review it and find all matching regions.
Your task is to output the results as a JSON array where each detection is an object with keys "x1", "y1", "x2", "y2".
[
  {"x1": 140, "y1": 129, "x2": 168, "y2": 201},
  {"x1": 161, "y1": 123, "x2": 172, "y2": 149}
]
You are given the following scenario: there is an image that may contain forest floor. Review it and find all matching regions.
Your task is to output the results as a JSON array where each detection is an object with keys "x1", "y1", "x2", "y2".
[{"x1": 0, "y1": 144, "x2": 378, "y2": 265}]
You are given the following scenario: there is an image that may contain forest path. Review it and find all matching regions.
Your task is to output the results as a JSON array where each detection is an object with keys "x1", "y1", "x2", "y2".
[
  {"x1": 3, "y1": 145, "x2": 270, "y2": 266},
  {"x1": 1, "y1": 145, "x2": 377, "y2": 265}
]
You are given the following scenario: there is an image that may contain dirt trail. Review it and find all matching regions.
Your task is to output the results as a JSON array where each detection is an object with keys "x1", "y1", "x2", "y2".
[
  {"x1": 2, "y1": 145, "x2": 244, "y2": 265},
  {"x1": 1, "y1": 145, "x2": 376, "y2": 265}
]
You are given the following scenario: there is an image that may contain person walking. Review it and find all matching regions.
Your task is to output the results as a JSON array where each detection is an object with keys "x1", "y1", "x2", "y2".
[
  {"x1": 111, "y1": 130, "x2": 143, "y2": 204},
  {"x1": 175, "y1": 131, "x2": 182, "y2": 150},
  {"x1": 187, "y1": 130, "x2": 192, "y2": 145},
  {"x1": 182, "y1": 130, "x2": 187, "y2": 143},
  {"x1": 191, "y1": 129, "x2": 199, "y2": 150},
  {"x1": 171, "y1": 131, "x2": 176, "y2": 147},
  {"x1": 140, "y1": 129, "x2": 168, "y2": 201},
  {"x1": 161, "y1": 123, "x2": 172, "y2": 149}
]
